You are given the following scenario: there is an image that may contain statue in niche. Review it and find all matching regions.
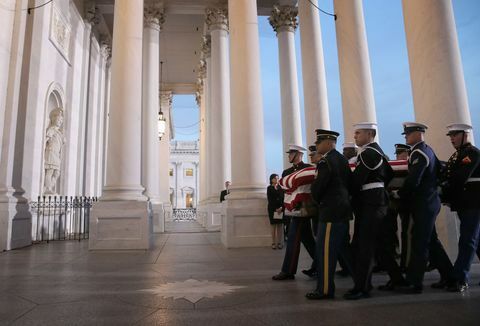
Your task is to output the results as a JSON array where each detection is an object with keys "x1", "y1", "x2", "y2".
[{"x1": 43, "y1": 108, "x2": 65, "y2": 194}]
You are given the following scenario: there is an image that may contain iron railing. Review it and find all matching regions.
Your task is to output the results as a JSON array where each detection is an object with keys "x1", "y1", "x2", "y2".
[
  {"x1": 30, "y1": 196, "x2": 97, "y2": 242},
  {"x1": 172, "y1": 208, "x2": 196, "y2": 221}
]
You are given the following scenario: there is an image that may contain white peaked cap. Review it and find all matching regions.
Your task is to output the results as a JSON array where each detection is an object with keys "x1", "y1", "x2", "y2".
[
  {"x1": 343, "y1": 142, "x2": 357, "y2": 149},
  {"x1": 286, "y1": 144, "x2": 307, "y2": 153},
  {"x1": 446, "y1": 123, "x2": 472, "y2": 134},
  {"x1": 402, "y1": 122, "x2": 429, "y2": 129},
  {"x1": 353, "y1": 122, "x2": 377, "y2": 131}
]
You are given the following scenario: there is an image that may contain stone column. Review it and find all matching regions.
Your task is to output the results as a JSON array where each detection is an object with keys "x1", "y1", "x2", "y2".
[
  {"x1": 202, "y1": 36, "x2": 213, "y2": 205},
  {"x1": 142, "y1": 3, "x2": 164, "y2": 230},
  {"x1": 269, "y1": 5, "x2": 303, "y2": 168},
  {"x1": 334, "y1": 0, "x2": 377, "y2": 140},
  {"x1": 223, "y1": 0, "x2": 270, "y2": 247},
  {"x1": 206, "y1": 7, "x2": 231, "y2": 200},
  {"x1": 298, "y1": 0, "x2": 330, "y2": 145},
  {"x1": 196, "y1": 59, "x2": 208, "y2": 227},
  {"x1": 0, "y1": 1, "x2": 31, "y2": 251},
  {"x1": 402, "y1": 0, "x2": 472, "y2": 257},
  {"x1": 90, "y1": 0, "x2": 150, "y2": 250},
  {"x1": 157, "y1": 91, "x2": 173, "y2": 228}
]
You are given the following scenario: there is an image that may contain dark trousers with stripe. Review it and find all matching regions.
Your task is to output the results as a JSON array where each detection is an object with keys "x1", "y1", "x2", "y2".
[
  {"x1": 379, "y1": 207, "x2": 404, "y2": 284},
  {"x1": 315, "y1": 221, "x2": 351, "y2": 296},
  {"x1": 351, "y1": 204, "x2": 387, "y2": 293},
  {"x1": 281, "y1": 217, "x2": 316, "y2": 275},
  {"x1": 453, "y1": 209, "x2": 480, "y2": 283}
]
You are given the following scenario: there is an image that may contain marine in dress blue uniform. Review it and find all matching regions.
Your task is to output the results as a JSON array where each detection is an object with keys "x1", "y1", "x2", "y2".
[
  {"x1": 345, "y1": 122, "x2": 394, "y2": 300},
  {"x1": 272, "y1": 145, "x2": 316, "y2": 280},
  {"x1": 305, "y1": 129, "x2": 354, "y2": 300},
  {"x1": 441, "y1": 123, "x2": 480, "y2": 292},
  {"x1": 394, "y1": 122, "x2": 453, "y2": 293}
]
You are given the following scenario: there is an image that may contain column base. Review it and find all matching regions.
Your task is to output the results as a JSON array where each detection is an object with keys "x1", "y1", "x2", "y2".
[
  {"x1": 89, "y1": 200, "x2": 151, "y2": 250},
  {"x1": 205, "y1": 197, "x2": 222, "y2": 231},
  {"x1": 197, "y1": 201, "x2": 208, "y2": 227},
  {"x1": 0, "y1": 192, "x2": 32, "y2": 251},
  {"x1": 221, "y1": 195, "x2": 271, "y2": 248},
  {"x1": 151, "y1": 202, "x2": 172, "y2": 233}
]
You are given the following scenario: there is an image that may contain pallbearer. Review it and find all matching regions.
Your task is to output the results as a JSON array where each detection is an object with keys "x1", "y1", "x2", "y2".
[
  {"x1": 345, "y1": 122, "x2": 394, "y2": 300},
  {"x1": 306, "y1": 129, "x2": 353, "y2": 300},
  {"x1": 441, "y1": 123, "x2": 480, "y2": 292},
  {"x1": 393, "y1": 122, "x2": 453, "y2": 294}
]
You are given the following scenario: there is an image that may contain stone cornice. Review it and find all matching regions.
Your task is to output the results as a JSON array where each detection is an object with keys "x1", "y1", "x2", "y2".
[
  {"x1": 205, "y1": 7, "x2": 228, "y2": 32},
  {"x1": 144, "y1": 1, "x2": 165, "y2": 31},
  {"x1": 268, "y1": 5, "x2": 298, "y2": 34}
]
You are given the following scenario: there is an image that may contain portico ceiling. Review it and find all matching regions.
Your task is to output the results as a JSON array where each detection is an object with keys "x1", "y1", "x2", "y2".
[{"x1": 92, "y1": 0, "x2": 297, "y2": 94}]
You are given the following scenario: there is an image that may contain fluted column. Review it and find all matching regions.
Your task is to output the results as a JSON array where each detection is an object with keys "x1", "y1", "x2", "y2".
[
  {"x1": 402, "y1": 0, "x2": 472, "y2": 159},
  {"x1": 269, "y1": 5, "x2": 303, "y2": 168},
  {"x1": 142, "y1": 3, "x2": 164, "y2": 204},
  {"x1": 298, "y1": 0, "x2": 330, "y2": 145},
  {"x1": 0, "y1": 1, "x2": 30, "y2": 251},
  {"x1": 334, "y1": 0, "x2": 377, "y2": 139},
  {"x1": 202, "y1": 36, "x2": 213, "y2": 203},
  {"x1": 196, "y1": 60, "x2": 207, "y2": 203},
  {"x1": 158, "y1": 91, "x2": 173, "y2": 225},
  {"x1": 402, "y1": 0, "x2": 472, "y2": 258},
  {"x1": 223, "y1": 0, "x2": 269, "y2": 247},
  {"x1": 206, "y1": 7, "x2": 231, "y2": 201},
  {"x1": 90, "y1": 0, "x2": 150, "y2": 250}
]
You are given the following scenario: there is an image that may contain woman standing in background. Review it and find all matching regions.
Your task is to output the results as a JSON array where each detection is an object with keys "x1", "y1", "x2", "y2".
[{"x1": 267, "y1": 174, "x2": 284, "y2": 249}]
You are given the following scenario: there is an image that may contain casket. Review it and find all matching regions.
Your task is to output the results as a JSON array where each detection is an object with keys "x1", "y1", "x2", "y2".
[{"x1": 349, "y1": 159, "x2": 408, "y2": 191}]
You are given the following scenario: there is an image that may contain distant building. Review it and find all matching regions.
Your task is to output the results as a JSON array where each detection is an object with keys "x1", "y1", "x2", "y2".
[{"x1": 169, "y1": 141, "x2": 200, "y2": 208}]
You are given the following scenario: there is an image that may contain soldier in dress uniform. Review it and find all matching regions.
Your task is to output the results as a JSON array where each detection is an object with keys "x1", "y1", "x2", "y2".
[
  {"x1": 377, "y1": 144, "x2": 411, "y2": 291},
  {"x1": 393, "y1": 122, "x2": 453, "y2": 294},
  {"x1": 305, "y1": 129, "x2": 354, "y2": 300},
  {"x1": 308, "y1": 145, "x2": 321, "y2": 246},
  {"x1": 344, "y1": 122, "x2": 394, "y2": 300},
  {"x1": 440, "y1": 123, "x2": 480, "y2": 292},
  {"x1": 272, "y1": 144, "x2": 316, "y2": 280}
]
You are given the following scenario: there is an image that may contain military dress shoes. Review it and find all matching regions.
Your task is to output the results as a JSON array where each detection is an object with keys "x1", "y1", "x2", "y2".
[
  {"x1": 305, "y1": 291, "x2": 334, "y2": 300},
  {"x1": 378, "y1": 279, "x2": 408, "y2": 291},
  {"x1": 343, "y1": 289, "x2": 370, "y2": 300},
  {"x1": 395, "y1": 284, "x2": 423, "y2": 294},
  {"x1": 446, "y1": 282, "x2": 468, "y2": 293},
  {"x1": 302, "y1": 268, "x2": 317, "y2": 278},
  {"x1": 272, "y1": 272, "x2": 295, "y2": 280},
  {"x1": 431, "y1": 279, "x2": 449, "y2": 289}
]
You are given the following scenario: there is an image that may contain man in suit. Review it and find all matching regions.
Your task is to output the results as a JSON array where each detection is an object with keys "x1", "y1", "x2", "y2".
[
  {"x1": 305, "y1": 129, "x2": 354, "y2": 300},
  {"x1": 220, "y1": 181, "x2": 231, "y2": 202},
  {"x1": 344, "y1": 122, "x2": 394, "y2": 300},
  {"x1": 272, "y1": 144, "x2": 316, "y2": 280},
  {"x1": 393, "y1": 122, "x2": 453, "y2": 294},
  {"x1": 441, "y1": 123, "x2": 480, "y2": 292}
]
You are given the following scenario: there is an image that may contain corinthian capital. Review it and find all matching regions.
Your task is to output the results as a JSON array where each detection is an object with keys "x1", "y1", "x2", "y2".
[
  {"x1": 268, "y1": 5, "x2": 298, "y2": 33},
  {"x1": 201, "y1": 35, "x2": 211, "y2": 58},
  {"x1": 205, "y1": 7, "x2": 228, "y2": 32},
  {"x1": 144, "y1": 1, "x2": 165, "y2": 31}
]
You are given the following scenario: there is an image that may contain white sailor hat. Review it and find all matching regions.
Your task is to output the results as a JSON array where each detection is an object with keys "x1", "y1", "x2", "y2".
[
  {"x1": 353, "y1": 122, "x2": 377, "y2": 131},
  {"x1": 343, "y1": 142, "x2": 357, "y2": 149},
  {"x1": 286, "y1": 144, "x2": 307, "y2": 153},
  {"x1": 446, "y1": 123, "x2": 473, "y2": 136},
  {"x1": 402, "y1": 122, "x2": 428, "y2": 135}
]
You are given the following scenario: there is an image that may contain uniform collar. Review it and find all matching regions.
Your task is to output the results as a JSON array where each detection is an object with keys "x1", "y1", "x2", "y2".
[{"x1": 411, "y1": 141, "x2": 424, "y2": 150}]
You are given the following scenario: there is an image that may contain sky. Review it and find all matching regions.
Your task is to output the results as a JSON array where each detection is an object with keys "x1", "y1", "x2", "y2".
[{"x1": 171, "y1": 0, "x2": 480, "y2": 180}]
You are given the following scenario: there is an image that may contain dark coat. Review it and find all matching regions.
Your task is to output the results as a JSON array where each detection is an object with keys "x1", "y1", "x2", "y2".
[
  {"x1": 398, "y1": 141, "x2": 441, "y2": 210},
  {"x1": 311, "y1": 149, "x2": 352, "y2": 223},
  {"x1": 442, "y1": 143, "x2": 480, "y2": 211},
  {"x1": 351, "y1": 142, "x2": 394, "y2": 207},
  {"x1": 267, "y1": 185, "x2": 284, "y2": 224}
]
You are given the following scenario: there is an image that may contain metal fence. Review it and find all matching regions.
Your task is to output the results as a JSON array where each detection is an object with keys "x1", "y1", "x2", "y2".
[
  {"x1": 30, "y1": 196, "x2": 97, "y2": 242},
  {"x1": 172, "y1": 208, "x2": 196, "y2": 221}
]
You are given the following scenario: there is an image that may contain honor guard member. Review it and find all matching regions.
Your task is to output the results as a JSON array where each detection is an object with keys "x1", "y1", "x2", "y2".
[
  {"x1": 343, "y1": 142, "x2": 358, "y2": 164},
  {"x1": 272, "y1": 144, "x2": 316, "y2": 280},
  {"x1": 308, "y1": 145, "x2": 321, "y2": 243},
  {"x1": 306, "y1": 129, "x2": 354, "y2": 300},
  {"x1": 345, "y1": 122, "x2": 394, "y2": 300},
  {"x1": 377, "y1": 144, "x2": 412, "y2": 291},
  {"x1": 393, "y1": 122, "x2": 453, "y2": 294},
  {"x1": 441, "y1": 123, "x2": 480, "y2": 292}
]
